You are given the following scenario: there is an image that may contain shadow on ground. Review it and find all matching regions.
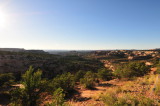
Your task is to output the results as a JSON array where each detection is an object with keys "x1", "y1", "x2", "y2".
[
  {"x1": 98, "y1": 83, "x2": 115, "y2": 87},
  {"x1": 75, "y1": 97, "x2": 91, "y2": 102},
  {"x1": 0, "y1": 93, "x2": 11, "y2": 106}
]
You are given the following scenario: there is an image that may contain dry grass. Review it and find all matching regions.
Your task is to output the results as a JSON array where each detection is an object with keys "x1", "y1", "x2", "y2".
[{"x1": 66, "y1": 71, "x2": 160, "y2": 106}]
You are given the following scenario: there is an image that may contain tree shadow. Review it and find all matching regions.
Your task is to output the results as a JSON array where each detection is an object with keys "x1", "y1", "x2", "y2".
[
  {"x1": 87, "y1": 87, "x2": 98, "y2": 90},
  {"x1": 98, "y1": 83, "x2": 115, "y2": 87},
  {"x1": 75, "y1": 97, "x2": 91, "y2": 102},
  {"x1": 0, "y1": 93, "x2": 11, "y2": 106},
  {"x1": 66, "y1": 89, "x2": 81, "y2": 100},
  {"x1": 67, "y1": 89, "x2": 92, "y2": 102}
]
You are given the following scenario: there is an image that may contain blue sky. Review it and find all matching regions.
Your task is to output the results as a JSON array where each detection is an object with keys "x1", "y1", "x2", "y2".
[{"x1": 0, "y1": 0, "x2": 160, "y2": 50}]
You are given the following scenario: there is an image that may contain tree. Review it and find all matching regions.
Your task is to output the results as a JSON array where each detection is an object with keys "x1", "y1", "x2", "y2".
[
  {"x1": 97, "y1": 68, "x2": 113, "y2": 81},
  {"x1": 11, "y1": 66, "x2": 44, "y2": 106},
  {"x1": 46, "y1": 88, "x2": 65, "y2": 106},
  {"x1": 22, "y1": 66, "x2": 43, "y2": 106},
  {"x1": 114, "y1": 62, "x2": 150, "y2": 79},
  {"x1": 80, "y1": 71, "x2": 96, "y2": 89},
  {"x1": 50, "y1": 72, "x2": 75, "y2": 95},
  {"x1": 74, "y1": 70, "x2": 85, "y2": 82},
  {"x1": 0, "y1": 73, "x2": 15, "y2": 88}
]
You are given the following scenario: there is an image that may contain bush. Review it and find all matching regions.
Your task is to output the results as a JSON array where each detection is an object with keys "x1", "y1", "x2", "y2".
[
  {"x1": 46, "y1": 88, "x2": 66, "y2": 106},
  {"x1": 152, "y1": 58, "x2": 160, "y2": 67},
  {"x1": 74, "y1": 70, "x2": 85, "y2": 82},
  {"x1": 80, "y1": 71, "x2": 97, "y2": 89},
  {"x1": 11, "y1": 66, "x2": 45, "y2": 106},
  {"x1": 156, "y1": 63, "x2": 160, "y2": 74},
  {"x1": 152, "y1": 74, "x2": 160, "y2": 95},
  {"x1": 100, "y1": 92, "x2": 156, "y2": 106},
  {"x1": 97, "y1": 68, "x2": 112, "y2": 81},
  {"x1": 50, "y1": 72, "x2": 75, "y2": 94},
  {"x1": 0, "y1": 73, "x2": 15, "y2": 88},
  {"x1": 114, "y1": 62, "x2": 150, "y2": 79},
  {"x1": 10, "y1": 88, "x2": 23, "y2": 106},
  {"x1": 100, "y1": 92, "x2": 117, "y2": 106}
]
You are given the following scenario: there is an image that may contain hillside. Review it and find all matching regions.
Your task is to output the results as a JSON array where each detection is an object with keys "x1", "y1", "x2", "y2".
[{"x1": 0, "y1": 49, "x2": 159, "y2": 106}]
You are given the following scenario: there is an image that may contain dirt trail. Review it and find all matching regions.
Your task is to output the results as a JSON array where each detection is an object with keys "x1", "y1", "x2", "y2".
[
  {"x1": 80, "y1": 80, "x2": 115, "y2": 98},
  {"x1": 69, "y1": 79, "x2": 127, "y2": 106}
]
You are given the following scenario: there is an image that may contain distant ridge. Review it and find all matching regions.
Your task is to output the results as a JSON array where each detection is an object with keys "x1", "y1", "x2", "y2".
[
  {"x1": 0, "y1": 48, "x2": 25, "y2": 52},
  {"x1": 0, "y1": 48, "x2": 48, "y2": 54}
]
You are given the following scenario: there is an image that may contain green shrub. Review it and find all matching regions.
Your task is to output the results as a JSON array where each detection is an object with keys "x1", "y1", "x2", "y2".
[
  {"x1": 156, "y1": 63, "x2": 160, "y2": 74},
  {"x1": 114, "y1": 62, "x2": 150, "y2": 79},
  {"x1": 80, "y1": 71, "x2": 96, "y2": 89},
  {"x1": 152, "y1": 58, "x2": 160, "y2": 67},
  {"x1": 97, "y1": 68, "x2": 112, "y2": 81},
  {"x1": 100, "y1": 93, "x2": 156, "y2": 106},
  {"x1": 46, "y1": 88, "x2": 66, "y2": 106},
  {"x1": 0, "y1": 73, "x2": 15, "y2": 88},
  {"x1": 100, "y1": 92, "x2": 117, "y2": 106},
  {"x1": 10, "y1": 88, "x2": 23, "y2": 106},
  {"x1": 11, "y1": 66, "x2": 45, "y2": 106},
  {"x1": 152, "y1": 75, "x2": 160, "y2": 96},
  {"x1": 50, "y1": 72, "x2": 75, "y2": 94},
  {"x1": 74, "y1": 70, "x2": 85, "y2": 82}
]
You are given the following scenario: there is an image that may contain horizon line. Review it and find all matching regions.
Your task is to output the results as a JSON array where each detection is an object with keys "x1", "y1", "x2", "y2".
[{"x1": 0, "y1": 47, "x2": 160, "y2": 51}]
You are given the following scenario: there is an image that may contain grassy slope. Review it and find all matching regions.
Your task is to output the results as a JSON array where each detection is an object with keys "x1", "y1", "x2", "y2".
[{"x1": 67, "y1": 68, "x2": 160, "y2": 106}]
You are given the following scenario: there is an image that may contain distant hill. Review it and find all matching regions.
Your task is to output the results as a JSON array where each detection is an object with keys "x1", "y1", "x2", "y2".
[
  {"x1": 0, "y1": 48, "x2": 48, "y2": 54},
  {"x1": 0, "y1": 48, "x2": 25, "y2": 52}
]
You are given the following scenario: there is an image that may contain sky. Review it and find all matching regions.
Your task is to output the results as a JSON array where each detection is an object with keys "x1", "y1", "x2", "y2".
[{"x1": 0, "y1": 0, "x2": 160, "y2": 50}]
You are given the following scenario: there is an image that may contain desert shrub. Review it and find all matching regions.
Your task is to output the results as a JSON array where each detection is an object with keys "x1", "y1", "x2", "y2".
[
  {"x1": 11, "y1": 66, "x2": 45, "y2": 106},
  {"x1": 46, "y1": 88, "x2": 66, "y2": 106},
  {"x1": 154, "y1": 64, "x2": 160, "y2": 94},
  {"x1": 74, "y1": 70, "x2": 85, "y2": 82},
  {"x1": 156, "y1": 63, "x2": 160, "y2": 74},
  {"x1": 152, "y1": 58, "x2": 160, "y2": 67},
  {"x1": 135, "y1": 62, "x2": 151, "y2": 76},
  {"x1": 100, "y1": 92, "x2": 156, "y2": 106},
  {"x1": 152, "y1": 74, "x2": 160, "y2": 95},
  {"x1": 50, "y1": 72, "x2": 75, "y2": 94},
  {"x1": 100, "y1": 92, "x2": 117, "y2": 106},
  {"x1": 148, "y1": 75, "x2": 156, "y2": 85},
  {"x1": 97, "y1": 68, "x2": 113, "y2": 81},
  {"x1": 138, "y1": 96, "x2": 156, "y2": 106},
  {"x1": 156, "y1": 69, "x2": 160, "y2": 74},
  {"x1": 114, "y1": 62, "x2": 150, "y2": 79},
  {"x1": 10, "y1": 88, "x2": 23, "y2": 106},
  {"x1": 80, "y1": 71, "x2": 96, "y2": 89},
  {"x1": 137, "y1": 76, "x2": 151, "y2": 86},
  {"x1": 0, "y1": 73, "x2": 15, "y2": 88}
]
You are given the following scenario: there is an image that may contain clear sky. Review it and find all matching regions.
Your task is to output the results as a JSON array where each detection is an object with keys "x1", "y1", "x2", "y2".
[{"x1": 0, "y1": 0, "x2": 160, "y2": 50}]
